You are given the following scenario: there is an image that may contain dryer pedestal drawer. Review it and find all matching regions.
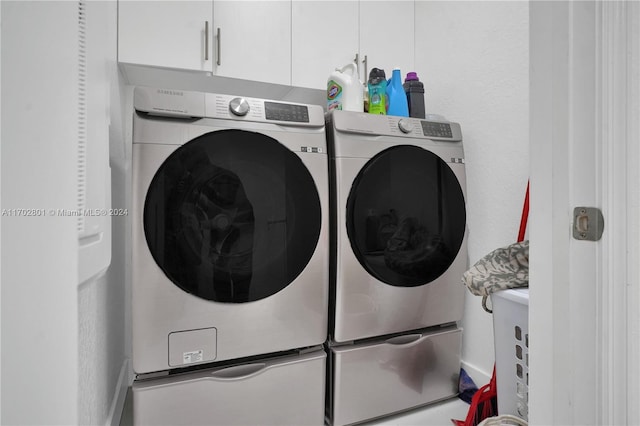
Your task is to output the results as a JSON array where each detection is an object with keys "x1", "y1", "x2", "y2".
[
  {"x1": 328, "y1": 327, "x2": 462, "y2": 426},
  {"x1": 133, "y1": 349, "x2": 326, "y2": 426}
]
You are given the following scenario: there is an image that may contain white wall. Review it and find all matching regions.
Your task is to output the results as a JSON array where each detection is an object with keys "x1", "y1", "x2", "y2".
[
  {"x1": 77, "y1": 1, "x2": 129, "y2": 424},
  {"x1": 415, "y1": 1, "x2": 530, "y2": 383},
  {"x1": 1, "y1": 2, "x2": 81, "y2": 424},
  {"x1": 0, "y1": 1, "x2": 3, "y2": 420},
  {"x1": 1, "y1": 1, "x2": 128, "y2": 424}
]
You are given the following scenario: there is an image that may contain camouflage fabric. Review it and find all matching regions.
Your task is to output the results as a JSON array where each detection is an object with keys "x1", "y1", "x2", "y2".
[{"x1": 462, "y1": 240, "x2": 529, "y2": 297}]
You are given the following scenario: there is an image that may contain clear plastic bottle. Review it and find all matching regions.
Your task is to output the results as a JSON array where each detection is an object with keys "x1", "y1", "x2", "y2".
[
  {"x1": 367, "y1": 68, "x2": 387, "y2": 115},
  {"x1": 386, "y1": 68, "x2": 409, "y2": 117}
]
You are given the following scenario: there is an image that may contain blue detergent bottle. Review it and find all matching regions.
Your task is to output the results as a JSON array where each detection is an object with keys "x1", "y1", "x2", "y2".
[{"x1": 386, "y1": 68, "x2": 409, "y2": 117}]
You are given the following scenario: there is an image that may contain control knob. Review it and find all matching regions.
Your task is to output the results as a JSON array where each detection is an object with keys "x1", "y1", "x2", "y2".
[
  {"x1": 398, "y1": 119, "x2": 413, "y2": 134},
  {"x1": 229, "y1": 97, "x2": 250, "y2": 116}
]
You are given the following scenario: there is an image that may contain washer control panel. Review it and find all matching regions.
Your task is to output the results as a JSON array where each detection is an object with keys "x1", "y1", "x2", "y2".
[
  {"x1": 386, "y1": 116, "x2": 460, "y2": 140},
  {"x1": 331, "y1": 111, "x2": 462, "y2": 141},
  {"x1": 388, "y1": 117, "x2": 457, "y2": 139}
]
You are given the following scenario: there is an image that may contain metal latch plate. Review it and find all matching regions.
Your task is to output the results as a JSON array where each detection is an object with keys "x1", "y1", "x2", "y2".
[{"x1": 573, "y1": 207, "x2": 604, "y2": 241}]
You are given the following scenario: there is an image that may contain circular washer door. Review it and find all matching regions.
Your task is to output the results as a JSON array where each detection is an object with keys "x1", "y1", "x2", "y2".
[
  {"x1": 144, "y1": 129, "x2": 322, "y2": 303},
  {"x1": 346, "y1": 145, "x2": 466, "y2": 287}
]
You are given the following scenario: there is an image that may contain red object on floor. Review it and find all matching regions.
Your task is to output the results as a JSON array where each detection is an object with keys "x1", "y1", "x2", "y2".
[
  {"x1": 451, "y1": 366, "x2": 498, "y2": 426},
  {"x1": 452, "y1": 182, "x2": 529, "y2": 426}
]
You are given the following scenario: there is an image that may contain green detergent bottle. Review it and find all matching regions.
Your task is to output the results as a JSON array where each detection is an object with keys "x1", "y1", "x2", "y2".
[{"x1": 367, "y1": 68, "x2": 387, "y2": 115}]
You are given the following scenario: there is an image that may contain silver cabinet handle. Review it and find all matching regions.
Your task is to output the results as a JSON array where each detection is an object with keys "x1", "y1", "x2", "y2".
[
  {"x1": 385, "y1": 334, "x2": 422, "y2": 346},
  {"x1": 354, "y1": 52, "x2": 359, "y2": 77},
  {"x1": 362, "y1": 55, "x2": 368, "y2": 81},
  {"x1": 216, "y1": 27, "x2": 221, "y2": 66},
  {"x1": 204, "y1": 21, "x2": 209, "y2": 61},
  {"x1": 210, "y1": 363, "x2": 267, "y2": 380}
]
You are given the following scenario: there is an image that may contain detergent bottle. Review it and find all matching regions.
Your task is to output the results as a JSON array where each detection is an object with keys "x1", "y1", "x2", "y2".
[
  {"x1": 367, "y1": 68, "x2": 387, "y2": 115},
  {"x1": 386, "y1": 68, "x2": 409, "y2": 117},
  {"x1": 403, "y1": 71, "x2": 426, "y2": 118},
  {"x1": 327, "y1": 63, "x2": 364, "y2": 112}
]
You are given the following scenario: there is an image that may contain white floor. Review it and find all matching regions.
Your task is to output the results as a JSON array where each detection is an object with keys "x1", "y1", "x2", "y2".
[
  {"x1": 120, "y1": 388, "x2": 470, "y2": 426},
  {"x1": 365, "y1": 398, "x2": 470, "y2": 426}
]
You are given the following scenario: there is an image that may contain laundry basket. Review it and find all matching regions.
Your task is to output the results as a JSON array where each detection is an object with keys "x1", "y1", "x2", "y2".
[
  {"x1": 491, "y1": 288, "x2": 529, "y2": 421},
  {"x1": 478, "y1": 414, "x2": 528, "y2": 426}
]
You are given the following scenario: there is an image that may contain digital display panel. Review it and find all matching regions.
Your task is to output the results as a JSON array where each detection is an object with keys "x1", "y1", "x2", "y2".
[
  {"x1": 265, "y1": 101, "x2": 309, "y2": 123},
  {"x1": 421, "y1": 121, "x2": 453, "y2": 138}
]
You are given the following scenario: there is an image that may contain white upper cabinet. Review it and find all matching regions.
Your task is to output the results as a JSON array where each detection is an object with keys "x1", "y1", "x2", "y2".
[
  {"x1": 118, "y1": 1, "x2": 292, "y2": 85},
  {"x1": 291, "y1": 1, "x2": 359, "y2": 90},
  {"x1": 212, "y1": 1, "x2": 291, "y2": 85},
  {"x1": 118, "y1": 1, "x2": 413, "y2": 89},
  {"x1": 118, "y1": 1, "x2": 214, "y2": 72},
  {"x1": 291, "y1": 1, "x2": 415, "y2": 90}
]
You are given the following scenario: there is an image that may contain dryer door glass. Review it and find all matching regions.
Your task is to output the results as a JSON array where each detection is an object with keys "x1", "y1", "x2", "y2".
[
  {"x1": 346, "y1": 145, "x2": 466, "y2": 287},
  {"x1": 144, "y1": 129, "x2": 322, "y2": 303}
]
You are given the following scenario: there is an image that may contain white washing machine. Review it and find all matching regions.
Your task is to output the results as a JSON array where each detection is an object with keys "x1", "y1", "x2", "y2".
[
  {"x1": 131, "y1": 87, "x2": 329, "y2": 376},
  {"x1": 326, "y1": 110, "x2": 468, "y2": 343},
  {"x1": 325, "y1": 111, "x2": 468, "y2": 425}
]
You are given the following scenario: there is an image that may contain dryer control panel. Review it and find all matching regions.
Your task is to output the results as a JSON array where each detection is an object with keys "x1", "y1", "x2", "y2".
[{"x1": 133, "y1": 86, "x2": 324, "y2": 127}]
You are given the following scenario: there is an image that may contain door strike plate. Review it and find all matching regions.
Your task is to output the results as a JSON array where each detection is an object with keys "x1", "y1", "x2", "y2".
[{"x1": 573, "y1": 207, "x2": 604, "y2": 241}]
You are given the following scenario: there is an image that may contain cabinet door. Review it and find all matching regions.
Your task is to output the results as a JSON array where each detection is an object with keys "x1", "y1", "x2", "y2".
[
  {"x1": 118, "y1": 1, "x2": 213, "y2": 71},
  {"x1": 213, "y1": 1, "x2": 291, "y2": 85},
  {"x1": 291, "y1": 1, "x2": 359, "y2": 90},
  {"x1": 359, "y1": 1, "x2": 415, "y2": 82}
]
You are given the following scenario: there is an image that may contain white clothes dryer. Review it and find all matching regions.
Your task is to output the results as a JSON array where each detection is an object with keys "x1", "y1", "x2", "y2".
[
  {"x1": 326, "y1": 111, "x2": 468, "y2": 343},
  {"x1": 132, "y1": 87, "x2": 329, "y2": 375}
]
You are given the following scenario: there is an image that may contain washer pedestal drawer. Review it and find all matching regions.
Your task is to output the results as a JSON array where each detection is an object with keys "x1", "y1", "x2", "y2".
[
  {"x1": 133, "y1": 348, "x2": 326, "y2": 426},
  {"x1": 328, "y1": 327, "x2": 462, "y2": 426}
]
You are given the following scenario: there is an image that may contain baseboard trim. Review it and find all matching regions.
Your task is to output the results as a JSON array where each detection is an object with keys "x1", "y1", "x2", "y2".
[
  {"x1": 461, "y1": 360, "x2": 492, "y2": 387},
  {"x1": 106, "y1": 358, "x2": 130, "y2": 426}
]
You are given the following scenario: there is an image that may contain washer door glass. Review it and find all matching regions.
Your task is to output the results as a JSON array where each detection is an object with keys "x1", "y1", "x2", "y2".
[
  {"x1": 144, "y1": 129, "x2": 322, "y2": 303},
  {"x1": 346, "y1": 145, "x2": 466, "y2": 287}
]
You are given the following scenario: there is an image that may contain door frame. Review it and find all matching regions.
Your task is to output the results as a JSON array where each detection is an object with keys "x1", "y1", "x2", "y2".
[{"x1": 529, "y1": 1, "x2": 640, "y2": 424}]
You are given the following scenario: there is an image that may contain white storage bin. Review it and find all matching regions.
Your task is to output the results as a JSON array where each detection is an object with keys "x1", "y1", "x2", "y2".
[{"x1": 491, "y1": 289, "x2": 529, "y2": 421}]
